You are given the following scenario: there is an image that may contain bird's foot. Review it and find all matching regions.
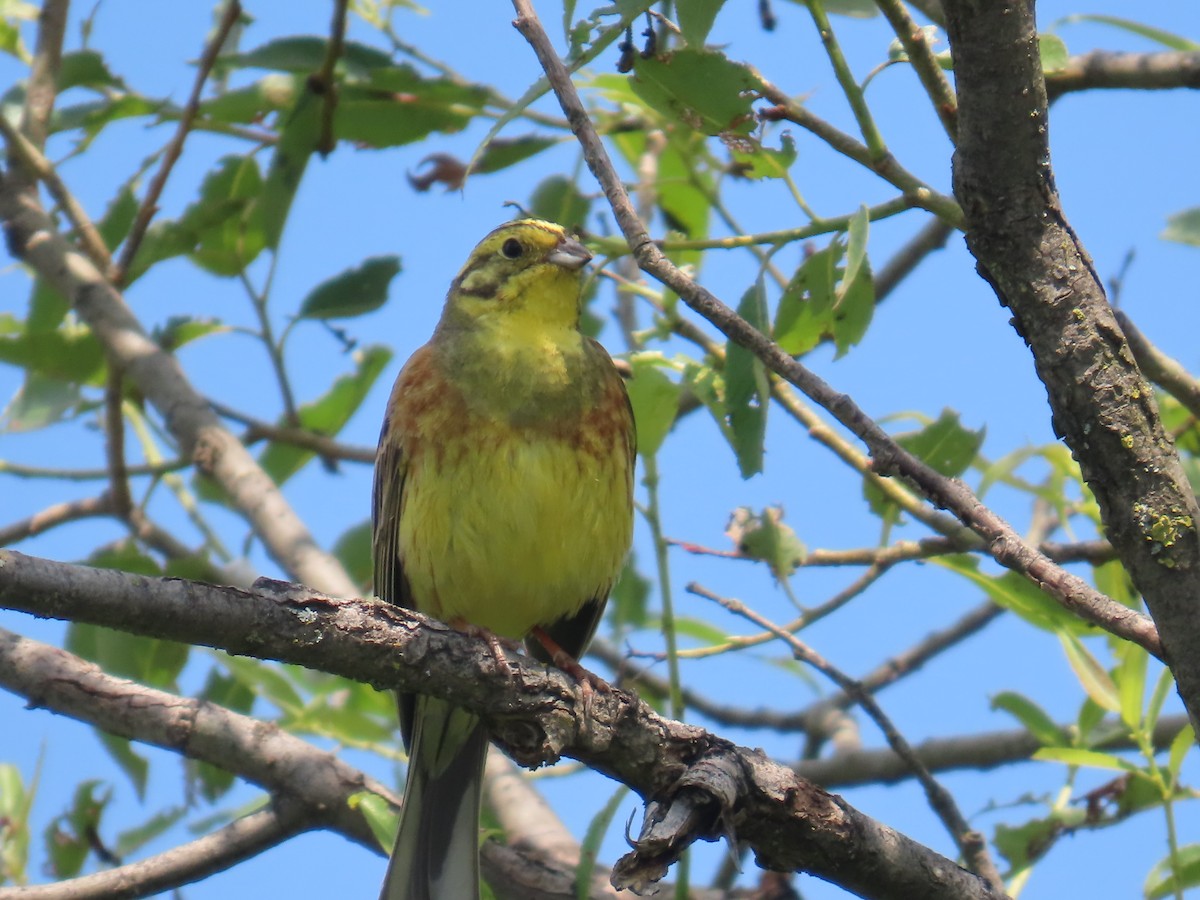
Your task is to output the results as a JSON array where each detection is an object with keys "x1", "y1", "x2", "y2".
[
  {"x1": 528, "y1": 626, "x2": 610, "y2": 721},
  {"x1": 450, "y1": 618, "x2": 518, "y2": 676}
]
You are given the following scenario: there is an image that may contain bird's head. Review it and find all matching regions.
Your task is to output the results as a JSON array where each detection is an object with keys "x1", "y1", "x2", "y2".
[{"x1": 440, "y1": 218, "x2": 593, "y2": 337}]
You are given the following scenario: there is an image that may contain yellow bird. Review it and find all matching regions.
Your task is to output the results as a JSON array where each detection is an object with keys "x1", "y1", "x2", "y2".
[{"x1": 372, "y1": 218, "x2": 635, "y2": 900}]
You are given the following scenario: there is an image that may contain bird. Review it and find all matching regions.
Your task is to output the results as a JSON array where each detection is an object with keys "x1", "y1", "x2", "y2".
[{"x1": 372, "y1": 218, "x2": 636, "y2": 900}]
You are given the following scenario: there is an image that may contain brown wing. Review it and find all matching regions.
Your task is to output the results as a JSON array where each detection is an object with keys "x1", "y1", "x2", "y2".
[{"x1": 373, "y1": 348, "x2": 431, "y2": 750}]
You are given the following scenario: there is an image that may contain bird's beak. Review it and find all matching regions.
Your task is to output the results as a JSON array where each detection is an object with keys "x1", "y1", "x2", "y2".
[{"x1": 546, "y1": 235, "x2": 592, "y2": 271}]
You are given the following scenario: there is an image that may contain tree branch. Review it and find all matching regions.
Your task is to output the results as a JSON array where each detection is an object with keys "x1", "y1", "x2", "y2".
[
  {"x1": 510, "y1": 0, "x2": 1162, "y2": 660},
  {"x1": 1047, "y1": 50, "x2": 1200, "y2": 98},
  {"x1": 0, "y1": 551, "x2": 1004, "y2": 899},
  {"x1": 941, "y1": 0, "x2": 1200, "y2": 731},
  {"x1": 0, "y1": 806, "x2": 306, "y2": 900},
  {"x1": 0, "y1": 179, "x2": 357, "y2": 599}
]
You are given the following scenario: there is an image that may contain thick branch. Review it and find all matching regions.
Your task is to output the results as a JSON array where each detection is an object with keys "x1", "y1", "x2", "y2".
[
  {"x1": 941, "y1": 0, "x2": 1200, "y2": 732},
  {"x1": 1047, "y1": 51, "x2": 1200, "y2": 98},
  {"x1": 0, "y1": 551, "x2": 1003, "y2": 900},
  {"x1": 0, "y1": 807, "x2": 305, "y2": 900},
  {"x1": 0, "y1": 626, "x2": 384, "y2": 849},
  {"x1": 0, "y1": 182, "x2": 357, "y2": 599}
]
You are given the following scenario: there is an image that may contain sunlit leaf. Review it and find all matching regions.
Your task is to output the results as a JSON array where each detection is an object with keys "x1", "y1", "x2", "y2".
[
  {"x1": 1145, "y1": 843, "x2": 1200, "y2": 900},
  {"x1": 725, "y1": 282, "x2": 769, "y2": 477},
  {"x1": 1059, "y1": 633, "x2": 1120, "y2": 713},
  {"x1": 991, "y1": 691, "x2": 1067, "y2": 747},
  {"x1": 630, "y1": 49, "x2": 760, "y2": 136},
  {"x1": 725, "y1": 506, "x2": 806, "y2": 579},
  {"x1": 626, "y1": 354, "x2": 681, "y2": 458},
  {"x1": 1163, "y1": 207, "x2": 1200, "y2": 247},
  {"x1": 258, "y1": 345, "x2": 392, "y2": 485},
  {"x1": 297, "y1": 256, "x2": 401, "y2": 320}
]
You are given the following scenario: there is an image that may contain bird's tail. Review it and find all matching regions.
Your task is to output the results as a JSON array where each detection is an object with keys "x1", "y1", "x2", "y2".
[{"x1": 380, "y1": 695, "x2": 489, "y2": 900}]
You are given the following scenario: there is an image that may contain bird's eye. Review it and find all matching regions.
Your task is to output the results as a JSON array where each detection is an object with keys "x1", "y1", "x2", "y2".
[{"x1": 501, "y1": 238, "x2": 523, "y2": 259}]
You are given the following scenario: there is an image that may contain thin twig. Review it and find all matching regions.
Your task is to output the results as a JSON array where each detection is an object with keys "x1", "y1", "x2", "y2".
[
  {"x1": 315, "y1": 0, "x2": 350, "y2": 155},
  {"x1": 873, "y1": 0, "x2": 958, "y2": 140},
  {"x1": 690, "y1": 582, "x2": 1006, "y2": 891},
  {"x1": 104, "y1": 368, "x2": 133, "y2": 519},
  {"x1": 111, "y1": 0, "x2": 244, "y2": 285},
  {"x1": 757, "y1": 92, "x2": 962, "y2": 225},
  {"x1": 0, "y1": 459, "x2": 188, "y2": 480},
  {"x1": 0, "y1": 115, "x2": 113, "y2": 270},
  {"x1": 510, "y1": 0, "x2": 1162, "y2": 660},
  {"x1": 0, "y1": 495, "x2": 114, "y2": 546},
  {"x1": 874, "y1": 215, "x2": 956, "y2": 302},
  {"x1": 10, "y1": 0, "x2": 68, "y2": 191},
  {"x1": 211, "y1": 401, "x2": 376, "y2": 463},
  {"x1": 1116, "y1": 310, "x2": 1200, "y2": 422}
]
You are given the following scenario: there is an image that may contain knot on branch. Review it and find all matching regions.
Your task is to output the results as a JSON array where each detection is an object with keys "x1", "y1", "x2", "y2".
[{"x1": 612, "y1": 748, "x2": 746, "y2": 894}]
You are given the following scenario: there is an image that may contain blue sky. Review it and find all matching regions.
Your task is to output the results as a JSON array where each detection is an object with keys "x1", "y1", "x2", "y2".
[{"x1": 2, "y1": 1, "x2": 1200, "y2": 898}]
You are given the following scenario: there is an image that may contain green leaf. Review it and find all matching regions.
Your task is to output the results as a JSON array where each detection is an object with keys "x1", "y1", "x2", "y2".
[
  {"x1": 0, "y1": 315, "x2": 106, "y2": 384},
  {"x1": 1055, "y1": 15, "x2": 1200, "y2": 52},
  {"x1": 575, "y1": 784, "x2": 630, "y2": 899},
  {"x1": 114, "y1": 806, "x2": 187, "y2": 857},
  {"x1": 127, "y1": 155, "x2": 264, "y2": 281},
  {"x1": 841, "y1": 205, "x2": 870, "y2": 300},
  {"x1": 823, "y1": 0, "x2": 879, "y2": 17},
  {"x1": 218, "y1": 655, "x2": 305, "y2": 714},
  {"x1": 529, "y1": 175, "x2": 592, "y2": 232},
  {"x1": 0, "y1": 761, "x2": 33, "y2": 883},
  {"x1": 725, "y1": 506, "x2": 806, "y2": 579},
  {"x1": 895, "y1": 409, "x2": 985, "y2": 478},
  {"x1": 152, "y1": 316, "x2": 231, "y2": 352},
  {"x1": 298, "y1": 256, "x2": 401, "y2": 320},
  {"x1": 334, "y1": 520, "x2": 374, "y2": 592},
  {"x1": 199, "y1": 73, "x2": 301, "y2": 124},
  {"x1": 349, "y1": 791, "x2": 397, "y2": 851},
  {"x1": 1163, "y1": 207, "x2": 1200, "y2": 247},
  {"x1": 258, "y1": 344, "x2": 392, "y2": 484},
  {"x1": 66, "y1": 622, "x2": 188, "y2": 691},
  {"x1": 52, "y1": 93, "x2": 161, "y2": 143},
  {"x1": 626, "y1": 354, "x2": 681, "y2": 458},
  {"x1": 994, "y1": 808, "x2": 1084, "y2": 871},
  {"x1": 218, "y1": 37, "x2": 393, "y2": 79},
  {"x1": 333, "y1": 70, "x2": 490, "y2": 148},
  {"x1": 1, "y1": 373, "x2": 82, "y2": 433},
  {"x1": 57, "y1": 50, "x2": 125, "y2": 90},
  {"x1": 933, "y1": 555, "x2": 1091, "y2": 635},
  {"x1": 44, "y1": 781, "x2": 110, "y2": 877},
  {"x1": 1116, "y1": 641, "x2": 1148, "y2": 729},
  {"x1": 1038, "y1": 34, "x2": 1069, "y2": 73},
  {"x1": 1168, "y1": 723, "x2": 1194, "y2": 784},
  {"x1": 1145, "y1": 667, "x2": 1175, "y2": 733},
  {"x1": 728, "y1": 132, "x2": 797, "y2": 180},
  {"x1": 991, "y1": 691, "x2": 1067, "y2": 746},
  {"x1": 96, "y1": 732, "x2": 149, "y2": 801},
  {"x1": 678, "y1": 0, "x2": 726, "y2": 47},
  {"x1": 774, "y1": 241, "x2": 841, "y2": 356},
  {"x1": 609, "y1": 554, "x2": 651, "y2": 632},
  {"x1": 260, "y1": 82, "x2": 323, "y2": 250},
  {"x1": 630, "y1": 49, "x2": 760, "y2": 136},
  {"x1": 725, "y1": 282, "x2": 769, "y2": 478},
  {"x1": 472, "y1": 135, "x2": 557, "y2": 175},
  {"x1": 1091, "y1": 558, "x2": 1139, "y2": 608},
  {"x1": 1033, "y1": 746, "x2": 1136, "y2": 772},
  {"x1": 1059, "y1": 633, "x2": 1120, "y2": 713},
  {"x1": 191, "y1": 155, "x2": 265, "y2": 274},
  {"x1": 1145, "y1": 844, "x2": 1200, "y2": 900}
]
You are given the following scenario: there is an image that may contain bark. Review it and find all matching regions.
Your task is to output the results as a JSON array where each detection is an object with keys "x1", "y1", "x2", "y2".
[{"x1": 942, "y1": 0, "x2": 1200, "y2": 731}]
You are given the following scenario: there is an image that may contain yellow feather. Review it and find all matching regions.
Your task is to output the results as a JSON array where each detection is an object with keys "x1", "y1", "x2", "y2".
[{"x1": 373, "y1": 218, "x2": 635, "y2": 900}]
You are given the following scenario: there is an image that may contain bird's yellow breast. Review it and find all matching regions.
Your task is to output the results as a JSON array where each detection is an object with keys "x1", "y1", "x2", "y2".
[{"x1": 384, "y1": 344, "x2": 633, "y2": 638}]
